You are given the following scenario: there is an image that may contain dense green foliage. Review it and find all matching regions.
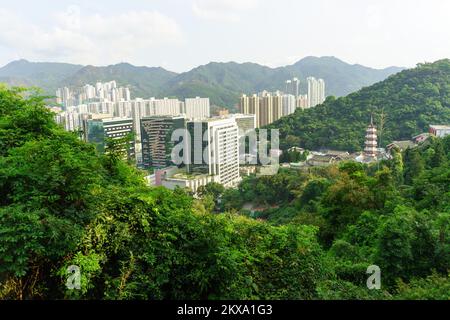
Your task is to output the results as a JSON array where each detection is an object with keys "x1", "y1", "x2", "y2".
[
  {"x1": 217, "y1": 135, "x2": 450, "y2": 297},
  {"x1": 0, "y1": 57, "x2": 402, "y2": 108},
  {"x1": 270, "y1": 59, "x2": 450, "y2": 152}
]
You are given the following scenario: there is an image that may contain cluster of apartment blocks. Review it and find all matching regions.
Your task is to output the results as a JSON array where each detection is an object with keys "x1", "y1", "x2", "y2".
[
  {"x1": 56, "y1": 81, "x2": 131, "y2": 107},
  {"x1": 52, "y1": 83, "x2": 258, "y2": 192},
  {"x1": 80, "y1": 113, "x2": 256, "y2": 192},
  {"x1": 55, "y1": 96, "x2": 210, "y2": 132},
  {"x1": 239, "y1": 77, "x2": 325, "y2": 128}
]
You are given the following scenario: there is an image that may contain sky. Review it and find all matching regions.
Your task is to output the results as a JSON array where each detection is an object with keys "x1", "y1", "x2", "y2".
[{"x1": 0, "y1": 0, "x2": 449, "y2": 72}]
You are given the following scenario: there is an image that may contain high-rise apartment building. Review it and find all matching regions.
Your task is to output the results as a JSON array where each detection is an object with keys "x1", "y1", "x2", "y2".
[
  {"x1": 56, "y1": 81, "x2": 131, "y2": 109},
  {"x1": 55, "y1": 84, "x2": 211, "y2": 167},
  {"x1": 248, "y1": 94, "x2": 260, "y2": 128},
  {"x1": 282, "y1": 94, "x2": 297, "y2": 116},
  {"x1": 285, "y1": 80, "x2": 292, "y2": 96},
  {"x1": 297, "y1": 94, "x2": 309, "y2": 109},
  {"x1": 239, "y1": 94, "x2": 250, "y2": 114},
  {"x1": 318, "y1": 79, "x2": 326, "y2": 104},
  {"x1": 307, "y1": 77, "x2": 326, "y2": 107},
  {"x1": 259, "y1": 94, "x2": 273, "y2": 127},
  {"x1": 83, "y1": 117, "x2": 135, "y2": 161},
  {"x1": 186, "y1": 118, "x2": 240, "y2": 187},
  {"x1": 285, "y1": 77, "x2": 300, "y2": 98},
  {"x1": 240, "y1": 92, "x2": 288, "y2": 128},
  {"x1": 272, "y1": 93, "x2": 283, "y2": 123},
  {"x1": 152, "y1": 97, "x2": 181, "y2": 116},
  {"x1": 56, "y1": 87, "x2": 76, "y2": 108},
  {"x1": 240, "y1": 94, "x2": 261, "y2": 128},
  {"x1": 183, "y1": 97, "x2": 211, "y2": 119},
  {"x1": 140, "y1": 116, "x2": 186, "y2": 169}
]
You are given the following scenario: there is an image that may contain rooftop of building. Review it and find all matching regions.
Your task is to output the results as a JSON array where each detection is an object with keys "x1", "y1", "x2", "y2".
[
  {"x1": 387, "y1": 140, "x2": 416, "y2": 150},
  {"x1": 141, "y1": 115, "x2": 186, "y2": 120},
  {"x1": 163, "y1": 168, "x2": 213, "y2": 181},
  {"x1": 227, "y1": 113, "x2": 256, "y2": 118},
  {"x1": 308, "y1": 154, "x2": 337, "y2": 162},
  {"x1": 412, "y1": 132, "x2": 431, "y2": 139},
  {"x1": 322, "y1": 150, "x2": 350, "y2": 157},
  {"x1": 91, "y1": 116, "x2": 132, "y2": 123},
  {"x1": 188, "y1": 117, "x2": 237, "y2": 124}
]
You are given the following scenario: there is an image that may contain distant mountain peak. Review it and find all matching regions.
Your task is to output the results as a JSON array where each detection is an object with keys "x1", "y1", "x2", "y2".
[
  {"x1": 1, "y1": 59, "x2": 30, "y2": 69},
  {"x1": 13, "y1": 59, "x2": 30, "y2": 64},
  {"x1": 113, "y1": 62, "x2": 135, "y2": 68},
  {"x1": 294, "y1": 56, "x2": 348, "y2": 66}
]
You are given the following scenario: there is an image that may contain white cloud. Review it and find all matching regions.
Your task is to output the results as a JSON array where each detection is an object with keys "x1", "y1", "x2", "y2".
[
  {"x1": 193, "y1": 0, "x2": 258, "y2": 22},
  {"x1": 0, "y1": 8, "x2": 184, "y2": 65}
]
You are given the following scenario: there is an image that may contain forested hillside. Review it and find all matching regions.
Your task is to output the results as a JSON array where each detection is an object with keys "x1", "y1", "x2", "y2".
[
  {"x1": 270, "y1": 59, "x2": 450, "y2": 152},
  {"x1": 214, "y1": 136, "x2": 450, "y2": 298}
]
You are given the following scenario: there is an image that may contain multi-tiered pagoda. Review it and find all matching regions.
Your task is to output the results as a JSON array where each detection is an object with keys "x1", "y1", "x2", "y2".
[{"x1": 364, "y1": 115, "x2": 378, "y2": 160}]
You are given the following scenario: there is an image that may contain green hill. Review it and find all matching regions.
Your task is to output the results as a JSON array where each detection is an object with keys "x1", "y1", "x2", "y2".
[
  {"x1": 161, "y1": 57, "x2": 403, "y2": 108},
  {"x1": 161, "y1": 61, "x2": 282, "y2": 108},
  {"x1": 0, "y1": 59, "x2": 83, "y2": 93},
  {"x1": 286, "y1": 56, "x2": 403, "y2": 97},
  {"x1": 270, "y1": 59, "x2": 450, "y2": 152}
]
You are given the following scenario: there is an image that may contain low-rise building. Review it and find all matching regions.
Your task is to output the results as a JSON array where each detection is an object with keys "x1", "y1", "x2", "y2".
[
  {"x1": 307, "y1": 154, "x2": 342, "y2": 167},
  {"x1": 240, "y1": 166, "x2": 257, "y2": 176},
  {"x1": 429, "y1": 125, "x2": 450, "y2": 138},
  {"x1": 386, "y1": 140, "x2": 416, "y2": 152},
  {"x1": 412, "y1": 133, "x2": 431, "y2": 144},
  {"x1": 324, "y1": 150, "x2": 351, "y2": 158},
  {"x1": 161, "y1": 167, "x2": 219, "y2": 193}
]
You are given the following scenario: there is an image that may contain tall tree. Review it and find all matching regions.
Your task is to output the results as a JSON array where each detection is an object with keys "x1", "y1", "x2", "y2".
[{"x1": 403, "y1": 148, "x2": 424, "y2": 184}]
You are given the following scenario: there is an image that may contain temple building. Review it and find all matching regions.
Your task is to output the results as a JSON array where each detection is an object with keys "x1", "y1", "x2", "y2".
[
  {"x1": 364, "y1": 116, "x2": 378, "y2": 159},
  {"x1": 355, "y1": 116, "x2": 387, "y2": 163}
]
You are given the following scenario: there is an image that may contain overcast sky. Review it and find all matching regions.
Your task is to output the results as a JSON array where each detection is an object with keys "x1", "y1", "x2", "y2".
[{"x1": 0, "y1": 0, "x2": 449, "y2": 72}]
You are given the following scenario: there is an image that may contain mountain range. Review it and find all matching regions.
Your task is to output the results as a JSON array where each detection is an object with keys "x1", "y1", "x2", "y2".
[{"x1": 0, "y1": 56, "x2": 404, "y2": 108}]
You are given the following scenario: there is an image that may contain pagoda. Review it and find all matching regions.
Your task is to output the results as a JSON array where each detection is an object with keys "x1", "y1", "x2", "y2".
[{"x1": 364, "y1": 115, "x2": 378, "y2": 160}]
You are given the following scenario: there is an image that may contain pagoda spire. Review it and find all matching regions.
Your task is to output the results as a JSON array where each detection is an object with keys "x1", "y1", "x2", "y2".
[{"x1": 364, "y1": 115, "x2": 378, "y2": 159}]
